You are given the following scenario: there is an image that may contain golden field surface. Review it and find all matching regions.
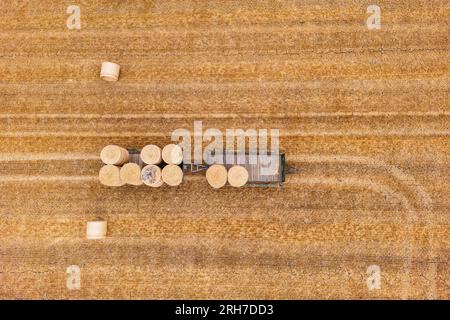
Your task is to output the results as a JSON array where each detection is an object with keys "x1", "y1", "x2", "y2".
[{"x1": 0, "y1": 0, "x2": 449, "y2": 299}]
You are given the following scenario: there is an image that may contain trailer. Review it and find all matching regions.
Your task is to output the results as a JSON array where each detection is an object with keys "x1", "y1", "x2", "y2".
[{"x1": 126, "y1": 148, "x2": 286, "y2": 187}]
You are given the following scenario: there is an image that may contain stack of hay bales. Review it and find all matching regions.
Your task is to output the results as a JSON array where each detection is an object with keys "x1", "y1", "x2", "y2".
[
  {"x1": 98, "y1": 145, "x2": 129, "y2": 187},
  {"x1": 205, "y1": 164, "x2": 249, "y2": 189},
  {"x1": 161, "y1": 144, "x2": 183, "y2": 187},
  {"x1": 140, "y1": 144, "x2": 163, "y2": 187},
  {"x1": 98, "y1": 143, "x2": 185, "y2": 188},
  {"x1": 98, "y1": 144, "x2": 250, "y2": 189}
]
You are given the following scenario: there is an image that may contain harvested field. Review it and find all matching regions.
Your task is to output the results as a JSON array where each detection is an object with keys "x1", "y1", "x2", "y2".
[{"x1": 0, "y1": 0, "x2": 449, "y2": 299}]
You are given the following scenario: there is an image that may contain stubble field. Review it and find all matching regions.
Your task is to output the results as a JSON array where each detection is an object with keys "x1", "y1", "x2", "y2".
[{"x1": 0, "y1": 0, "x2": 449, "y2": 299}]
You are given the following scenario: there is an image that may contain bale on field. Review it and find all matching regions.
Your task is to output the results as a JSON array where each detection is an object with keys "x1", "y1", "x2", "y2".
[
  {"x1": 86, "y1": 220, "x2": 107, "y2": 239},
  {"x1": 100, "y1": 61, "x2": 120, "y2": 82}
]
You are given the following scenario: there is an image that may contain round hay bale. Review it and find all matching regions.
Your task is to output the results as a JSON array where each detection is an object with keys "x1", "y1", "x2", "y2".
[
  {"x1": 100, "y1": 145, "x2": 129, "y2": 165},
  {"x1": 227, "y1": 165, "x2": 249, "y2": 187},
  {"x1": 206, "y1": 164, "x2": 228, "y2": 189},
  {"x1": 99, "y1": 165, "x2": 125, "y2": 187},
  {"x1": 100, "y1": 61, "x2": 120, "y2": 82},
  {"x1": 86, "y1": 220, "x2": 107, "y2": 239},
  {"x1": 141, "y1": 164, "x2": 163, "y2": 187},
  {"x1": 140, "y1": 144, "x2": 162, "y2": 165},
  {"x1": 162, "y1": 164, "x2": 183, "y2": 186},
  {"x1": 120, "y1": 163, "x2": 143, "y2": 186},
  {"x1": 162, "y1": 144, "x2": 183, "y2": 165}
]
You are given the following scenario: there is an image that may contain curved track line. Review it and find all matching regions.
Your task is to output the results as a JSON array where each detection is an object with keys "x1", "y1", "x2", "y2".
[
  {"x1": 0, "y1": 154, "x2": 437, "y2": 297},
  {"x1": 289, "y1": 174, "x2": 417, "y2": 299},
  {"x1": 288, "y1": 154, "x2": 432, "y2": 209},
  {"x1": 288, "y1": 154, "x2": 436, "y2": 298}
]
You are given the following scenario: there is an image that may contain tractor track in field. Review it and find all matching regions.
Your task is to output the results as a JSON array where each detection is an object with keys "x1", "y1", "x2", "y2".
[{"x1": 0, "y1": 0, "x2": 449, "y2": 299}]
